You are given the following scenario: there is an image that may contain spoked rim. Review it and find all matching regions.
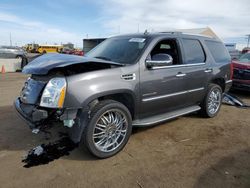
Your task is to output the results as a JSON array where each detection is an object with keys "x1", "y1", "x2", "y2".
[
  {"x1": 92, "y1": 109, "x2": 128, "y2": 153},
  {"x1": 208, "y1": 88, "x2": 221, "y2": 115}
]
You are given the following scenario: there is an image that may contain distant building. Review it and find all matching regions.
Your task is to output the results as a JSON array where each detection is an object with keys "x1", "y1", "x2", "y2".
[
  {"x1": 225, "y1": 43, "x2": 236, "y2": 51},
  {"x1": 63, "y1": 43, "x2": 74, "y2": 49},
  {"x1": 175, "y1": 27, "x2": 220, "y2": 39},
  {"x1": 82, "y1": 38, "x2": 106, "y2": 53},
  {"x1": 225, "y1": 43, "x2": 240, "y2": 59}
]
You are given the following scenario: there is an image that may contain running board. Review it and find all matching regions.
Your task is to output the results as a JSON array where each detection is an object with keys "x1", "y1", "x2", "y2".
[{"x1": 132, "y1": 105, "x2": 201, "y2": 127}]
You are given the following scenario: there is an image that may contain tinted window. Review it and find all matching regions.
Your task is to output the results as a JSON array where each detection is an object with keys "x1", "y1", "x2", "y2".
[
  {"x1": 86, "y1": 37, "x2": 147, "y2": 64},
  {"x1": 182, "y1": 39, "x2": 205, "y2": 64},
  {"x1": 205, "y1": 41, "x2": 231, "y2": 62}
]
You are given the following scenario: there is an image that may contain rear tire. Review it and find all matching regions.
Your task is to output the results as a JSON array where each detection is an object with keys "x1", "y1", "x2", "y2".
[
  {"x1": 200, "y1": 84, "x2": 222, "y2": 118},
  {"x1": 83, "y1": 100, "x2": 132, "y2": 158}
]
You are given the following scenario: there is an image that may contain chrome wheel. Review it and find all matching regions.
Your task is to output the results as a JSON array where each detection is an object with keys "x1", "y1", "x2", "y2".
[
  {"x1": 207, "y1": 88, "x2": 221, "y2": 115},
  {"x1": 92, "y1": 109, "x2": 128, "y2": 153}
]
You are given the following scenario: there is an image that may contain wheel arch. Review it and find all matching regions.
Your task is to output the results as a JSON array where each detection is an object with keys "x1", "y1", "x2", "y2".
[
  {"x1": 210, "y1": 77, "x2": 225, "y2": 92},
  {"x1": 84, "y1": 90, "x2": 136, "y2": 119}
]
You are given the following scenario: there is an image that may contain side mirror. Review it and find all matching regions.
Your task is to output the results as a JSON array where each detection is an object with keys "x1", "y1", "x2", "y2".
[{"x1": 146, "y1": 53, "x2": 173, "y2": 69}]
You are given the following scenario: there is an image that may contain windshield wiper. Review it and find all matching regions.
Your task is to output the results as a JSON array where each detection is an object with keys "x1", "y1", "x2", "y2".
[{"x1": 94, "y1": 56, "x2": 112, "y2": 61}]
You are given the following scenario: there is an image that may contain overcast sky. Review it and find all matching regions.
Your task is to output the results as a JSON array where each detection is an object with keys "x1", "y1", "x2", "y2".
[{"x1": 0, "y1": 0, "x2": 249, "y2": 49}]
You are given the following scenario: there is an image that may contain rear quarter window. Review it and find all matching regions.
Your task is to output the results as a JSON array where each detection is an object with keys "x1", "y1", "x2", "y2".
[
  {"x1": 205, "y1": 41, "x2": 231, "y2": 62},
  {"x1": 182, "y1": 39, "x2": 206, "y2": 64}
]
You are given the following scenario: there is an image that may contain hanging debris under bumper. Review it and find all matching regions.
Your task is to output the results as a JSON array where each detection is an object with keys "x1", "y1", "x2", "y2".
[{"x1": 14, "y1": 97, "x2": 79, "y2": 129}]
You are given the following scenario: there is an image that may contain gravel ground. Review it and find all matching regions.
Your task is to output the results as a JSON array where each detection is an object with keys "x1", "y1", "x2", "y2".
[{"x1": 0, "y1": 73, "x2": 250, "y2": 188}]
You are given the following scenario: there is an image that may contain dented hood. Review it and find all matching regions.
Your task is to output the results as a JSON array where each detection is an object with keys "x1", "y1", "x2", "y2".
[{"x1": 22, "y1": 53, "x2": 122, "y2": 75}]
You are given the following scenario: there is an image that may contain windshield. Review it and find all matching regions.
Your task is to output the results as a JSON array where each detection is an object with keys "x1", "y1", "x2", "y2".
[
  {"x1": 239, "y1": 53, "x2": 250, "y2": 63},
  {"x1": 86, "y1": 37, "x2": 147, "y2": 64}
]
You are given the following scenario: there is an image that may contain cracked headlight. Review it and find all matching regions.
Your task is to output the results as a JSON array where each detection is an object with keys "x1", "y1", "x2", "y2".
[{"x1": 40, "y1": 77, "x2": 66, "y2": 108}]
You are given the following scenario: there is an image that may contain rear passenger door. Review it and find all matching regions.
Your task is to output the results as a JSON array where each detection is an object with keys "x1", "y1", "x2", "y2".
[{"x1": 179, "y1": 38, "x2": 210, "y2": 106}]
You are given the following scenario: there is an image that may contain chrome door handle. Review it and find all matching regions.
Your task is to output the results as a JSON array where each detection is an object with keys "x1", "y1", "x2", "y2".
[
  {"x1": 204, "y1": 69, "x2": 212, "y2": 73},
  {"x1": 176, "y1": 73, "x2": 186, "y2": 77}
]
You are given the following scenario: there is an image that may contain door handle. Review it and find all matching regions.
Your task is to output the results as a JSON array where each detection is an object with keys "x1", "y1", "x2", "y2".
[
  {"x1": 176, "y1": 73, "x2": 186, "y2": 77},
  {"x1": 204, "y1": 68, "x2": 212, "y2": 73}
]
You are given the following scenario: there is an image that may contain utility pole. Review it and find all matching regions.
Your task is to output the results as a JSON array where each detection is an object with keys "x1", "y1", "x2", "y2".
[
  {"x1": 137, "y1": 23, "x2": 140, "y2": 33},
  {"x1": 9, "y1": 32, "x2": 12, "y2": 46},
  {"x1": 247, "y1": 34, "x2": 250, "y2": 47}
]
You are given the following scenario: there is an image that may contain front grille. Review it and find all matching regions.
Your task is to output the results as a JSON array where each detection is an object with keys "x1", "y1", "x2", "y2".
[
  {"x1": 233, "y1": 68, "x2": 250, "y2": 80},
  {"x1": 20, "y1": 78, "x2": 46, "y2": 104}
]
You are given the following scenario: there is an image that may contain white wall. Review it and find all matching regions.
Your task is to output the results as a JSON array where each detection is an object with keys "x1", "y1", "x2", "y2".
[{"x1": 0, "y1": 58, "x2": 22, "y2": 72}]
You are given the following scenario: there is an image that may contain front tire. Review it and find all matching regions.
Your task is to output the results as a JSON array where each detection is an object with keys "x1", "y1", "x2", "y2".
[
  {"x1": 83, "y1": 100, "x2": 132, "y2": 158},
  {"x1": 200, "y1": 84, "x2": 222, "y2": 118}
]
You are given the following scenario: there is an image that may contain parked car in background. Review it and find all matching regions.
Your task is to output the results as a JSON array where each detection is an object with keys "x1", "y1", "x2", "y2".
[
  {"x1": 60, "y1": 48, "x2": 84, "y2": 56},
  {"x1": 0, "y1": 46, "x2": 28, "y2": 68},
  {"x1": 73, "y1": 49, "x2": 84, "y2": 56},
  {"x1": 60, "y1": 47, "x2": 75, "y2": 54},
  {"x1": 232, "y1": 52, "x2": 250, "y2": 91},
  {"x1": 0, "y1": 46, "x2": 27, "y2": 59}
]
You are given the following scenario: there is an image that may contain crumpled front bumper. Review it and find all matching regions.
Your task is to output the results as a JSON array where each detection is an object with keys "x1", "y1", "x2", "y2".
[
  {"x1": 14, "y1": 97, "x2": 80, "y2": 130},
  {"x1": 14, "y1": 98, "x2": 48, "y2": 129}
]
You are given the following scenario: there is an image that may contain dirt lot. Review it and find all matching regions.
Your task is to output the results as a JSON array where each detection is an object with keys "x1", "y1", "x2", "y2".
[{"x1": 0, "y1": 73, "x2": 250, "y2": 188}]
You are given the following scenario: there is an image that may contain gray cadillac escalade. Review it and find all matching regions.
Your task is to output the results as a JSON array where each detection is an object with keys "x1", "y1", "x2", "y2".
[{"x1": 14, "y1": 32, "x2": 232, "y2": 158}]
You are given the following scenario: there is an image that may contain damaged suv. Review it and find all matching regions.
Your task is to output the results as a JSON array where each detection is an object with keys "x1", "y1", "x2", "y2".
[{"x1": 15, "y1": 32, "x2": 232, "y2": 158}]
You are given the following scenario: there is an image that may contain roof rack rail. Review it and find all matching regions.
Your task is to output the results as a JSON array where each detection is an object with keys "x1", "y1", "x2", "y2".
[
  {"x1": 181, "y1": 32, "x2": 214, "y2": 39},
  {"x1": 158, "y1": 31, "x2": 182, "y2": 34}
]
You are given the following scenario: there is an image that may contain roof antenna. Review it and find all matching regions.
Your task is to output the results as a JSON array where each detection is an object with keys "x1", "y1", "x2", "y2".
[{"x1": 144, "y1": 29, "x2": 148, "y2": 35}]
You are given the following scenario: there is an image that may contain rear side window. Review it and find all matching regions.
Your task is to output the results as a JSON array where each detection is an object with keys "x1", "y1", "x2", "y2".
[
  {"x1": 182, "y1": 39, "x2": 205, "y2": 64},
  {"x1": 205, "y1": 41, "x2": 231, "y2": 62}
]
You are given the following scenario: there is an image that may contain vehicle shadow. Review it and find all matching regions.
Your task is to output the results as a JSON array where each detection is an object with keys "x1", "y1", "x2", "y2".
[
  {"x1": 194, "y1": 148, "x2": 250, "y2": 188},
  {"x1": 229, "y1": 89, "x2": 250, "y2": 98},
  {"x1": 0, "y1": 105, "x2": 95, "y2": 161},
  {"x1": 0, "y1": 104, "x2": 182, "y2": 163}
]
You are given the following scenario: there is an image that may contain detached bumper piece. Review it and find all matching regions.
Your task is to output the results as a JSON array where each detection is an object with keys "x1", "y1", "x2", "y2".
[{"x1": 14, "y1": 98, "x2": 48, "y2": 129}]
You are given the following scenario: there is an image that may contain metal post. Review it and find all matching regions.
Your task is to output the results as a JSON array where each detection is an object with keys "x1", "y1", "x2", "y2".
[
  {"x1": 247, "y1": 34, "x2": 250, "y2": 47},
  {"x1": 9, "y1": 32, "x2": 12, "y2": 46}
]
